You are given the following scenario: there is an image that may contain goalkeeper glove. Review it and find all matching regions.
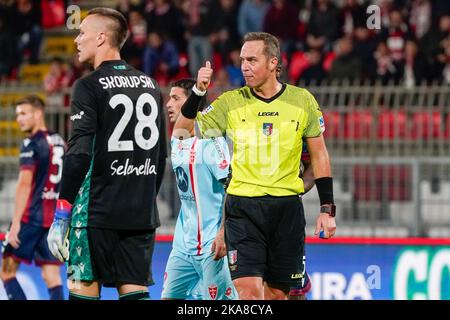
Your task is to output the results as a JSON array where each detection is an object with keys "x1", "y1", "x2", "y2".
[{"x1": 47, "y1": 199, "x2": 72, "y2": 262}]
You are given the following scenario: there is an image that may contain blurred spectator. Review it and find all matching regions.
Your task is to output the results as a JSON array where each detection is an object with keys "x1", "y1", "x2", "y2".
[
  {"x1": 116, "y1": 0, "x2": 142, "y2": 19},
  {"x1": 373, "y1": 41, "x2": 399, "y2": 84},
  {"x1": 297, "y1": 49, "x2": 327, "y2": 85},
  {"x1": 12, "y1": 0, "x2": 42, "y2": 65},
  {"x1": 65, "y1": 54, "x2": 91, "y2": 87},
  {"x1": 380, "y1": 9, "x2": 414, "y2": 63},
  {"x1": 403, "y1": 40, "x2": 428, "y2": 87},
  {"x1": 328, "y1": 36, "x2": 362, "y2": 81},
  {"x1": 186, "y1": 0, "x2": 221, "y2": 76},
  {"x1": 224, "y1": 48, "x2": 244, "y2": 87},
  {"x1": 122, "y1": 10, "x2": 147, "y2": 69},
  {"x1": 421, "y1": 14, "x2": 450, "y2": 81},
  {"x1": 353, "y1": 26, "x2": 377, "y2": 79},
  {"x1": 238, "y1": 0, "x2": 270, "y2": 38},
  {"x1": 307, "y1": 0, "x2": 340, "y2": 51},
  {"x1": 409, "y1": 0, "x2": 431, "y2": 40},
  {"x1": 146, "y1": 0, "x2": 185, "y2": 51},
  {"x1": 339, "y1": 0, "x2": 368, "y2": 37},
  {"x1": 263, "y1": 0, "x2": 300, "y2": 56},
  {"x1": 440, "y1": 37, "x2": 450, "y2": 84},
  {"x1": 211, "y1": 68, "x2": 231, "y2": 89},
  {"x1": 0, "y1": 15, "x2": 13, "y2": 81},
  {"x1": 41, "y1": 0, "x2": 65, "y2": 29},
  {"x1": 43, "y1": 57, "x2": 69, "y2": 94},
  {"x1": 142, "y1": 31, "x2": 179, "y2": 86},
  {"x1": 216, "y1": 0, "x2": 240, "y2": 61}
]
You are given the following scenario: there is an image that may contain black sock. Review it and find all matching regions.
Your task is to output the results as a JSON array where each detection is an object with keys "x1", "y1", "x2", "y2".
[
  {"x1": 69, "y1": 292, "x2": 100, "y2": 300},
  {"x1": 119, "y1": 291, "x2": 150, "y2": 300}
]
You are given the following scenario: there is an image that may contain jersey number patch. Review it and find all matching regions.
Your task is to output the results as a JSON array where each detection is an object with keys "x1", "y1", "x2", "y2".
[{"x1": 108, "y1": 93, "x2": 159, "y2": 152}]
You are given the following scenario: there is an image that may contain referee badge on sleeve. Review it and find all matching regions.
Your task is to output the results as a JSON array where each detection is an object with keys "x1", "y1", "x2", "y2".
[{"x1": 262, "y1": 123, "x2": 273, "y2": 136}]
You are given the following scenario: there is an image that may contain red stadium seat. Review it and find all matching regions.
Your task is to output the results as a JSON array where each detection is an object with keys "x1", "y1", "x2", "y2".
[
  {"x1": 322, "y1": 110, "x2": 341, "y2": 138},
  {"x1": 344, "y1": 110, "x2": 373, "y2": 139},
  {"x1": 409, "y1": 111, "x2": 443, "y2": 140},
  {"x1": 445, "y1": 113, "x2": 450, "y2": 139},
  {"x1": 288, "y1": 51, "x2": 308, "y2": 84},
  {"x1": 353, "y1": 165, "x2": 412, "y2": 201},
  {"x1": 377, "y1": 110, "x2": 407, "y2": 140}
]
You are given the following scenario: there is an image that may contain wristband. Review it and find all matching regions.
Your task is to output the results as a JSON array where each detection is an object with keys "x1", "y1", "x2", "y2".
[
  {"x1": 315, "y1": 177, "x2": 334, "y2": 205},
  {"x1": 192, "y1": 84, "x2": 207, "y2": 96}
]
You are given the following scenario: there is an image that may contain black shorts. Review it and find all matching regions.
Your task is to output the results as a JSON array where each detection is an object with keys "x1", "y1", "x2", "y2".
[
  {"x1": 68, "y1": 227, "x2": 155, "y2": 287},
  {"x1": 225, "y1": 194, "x2": 306, "y2": 289}
]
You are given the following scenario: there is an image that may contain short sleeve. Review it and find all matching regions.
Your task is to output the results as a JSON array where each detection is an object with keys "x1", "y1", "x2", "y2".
[
  {"x1": 19, "y1": 139, "x2": 37, "y2": 170},
  {"x1": 202, "y1": 136, "x2": 231, "y2": 181},
  {"x1": 196, "y1": 92, "x2": 230, "y2": 138},
  {"x1": 303, "y1": 90, "x2": 324, "y2": 138}
]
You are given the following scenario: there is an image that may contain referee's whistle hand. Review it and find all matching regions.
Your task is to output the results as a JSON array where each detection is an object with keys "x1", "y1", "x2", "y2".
[
  {"x1": 197, "y1": 61, "x2": 213, "y2": 91},
  {"x1": 314, "y1": 213, "x2": 336, "y2": 239}
]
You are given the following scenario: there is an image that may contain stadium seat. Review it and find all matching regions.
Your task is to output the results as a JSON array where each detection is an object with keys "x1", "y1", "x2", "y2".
[
  {"x1": 344, "y1": 110, "x2": 373, "y2": 139},
  {"x1": 44, "y1": 36, "x2": 77, "y2": 57},
  {"x1": 322, "y1": 110, "x2": 341, "y2": 138},
  {"x1": 445, "y1": 113, "x2": 450, "y2": 139},
  {"x1": 353, "y1": 164, "x2": 412, "y2": 202},
  {"x1": 0, "y1": 93, "x2": 26, "y2": 108},
  {"x1": 288, "y1": 51, "x2": 308, "y2": 84},
  {"x1": 20, "y1": 64, "x2": 51, "y2": 84},
  {"x1": 377, "y1": 109, "x2": 407, "y2": 140},
  {"x1": 409, "y1": 110, "x2": 443, "y2": 140}
]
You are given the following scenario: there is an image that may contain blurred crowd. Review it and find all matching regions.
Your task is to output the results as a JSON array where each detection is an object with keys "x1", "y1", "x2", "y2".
[{"x1": 1, "y1": 0, "x2": 450, "y2": 91}]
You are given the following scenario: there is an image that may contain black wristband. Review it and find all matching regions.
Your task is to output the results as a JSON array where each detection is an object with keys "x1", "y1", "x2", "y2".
[
  {"x1": 315, "y1": 177, "x2": 334, "y2": 205},
  {"x1": 181, "y1": 90, "x2": 205, "y2": 119}
]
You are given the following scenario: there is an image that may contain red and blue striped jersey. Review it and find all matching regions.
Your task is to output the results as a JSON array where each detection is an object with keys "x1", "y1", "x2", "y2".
[{"x1": 19, "y1": 130, "x2": 66, "y2": 228}]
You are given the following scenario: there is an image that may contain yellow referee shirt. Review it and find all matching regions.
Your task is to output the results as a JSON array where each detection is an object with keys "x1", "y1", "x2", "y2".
[{"x1": 197, "y1": 83, "x2": 323, "y2": 197}]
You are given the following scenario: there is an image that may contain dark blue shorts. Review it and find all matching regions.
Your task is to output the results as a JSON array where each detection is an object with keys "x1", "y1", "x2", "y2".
[{"x1": 2, "y1": 222, "x2": 62, "y2": 266}]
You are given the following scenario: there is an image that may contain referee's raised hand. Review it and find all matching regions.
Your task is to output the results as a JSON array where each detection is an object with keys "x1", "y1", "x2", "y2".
[{"x1": 197, "y1": 61, "x2": 213, "y2": 92}]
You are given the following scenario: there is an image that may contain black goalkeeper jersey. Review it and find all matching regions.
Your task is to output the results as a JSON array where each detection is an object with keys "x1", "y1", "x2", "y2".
[{"x1": 65, "y1": 60, "x2": 167, "y2": 230}]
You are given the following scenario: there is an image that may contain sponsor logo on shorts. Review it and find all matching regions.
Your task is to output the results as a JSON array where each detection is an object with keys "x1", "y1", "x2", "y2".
[
  {"x1": 208, "y1": 285, "x2": 218, "y2": 300},
  {"x1": 225, "y1": 287, "x2": 232, "y2": 297},
  {"x1": 228, "y1": 250, "x2": 237, "y2": 265}
]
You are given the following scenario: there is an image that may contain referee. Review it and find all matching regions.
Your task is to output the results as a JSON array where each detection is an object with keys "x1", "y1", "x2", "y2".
[{"x1": 174, "y1": 32, "x2": 336, "y2": 300}]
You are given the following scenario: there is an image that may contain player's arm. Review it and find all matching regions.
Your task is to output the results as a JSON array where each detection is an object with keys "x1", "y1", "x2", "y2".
[
  {"x1": 306, "y1": 135, "x2": 336, "y2": 239},
  {"x1": 303, "y1": 90, "x2": 336, "y2": 239},
  {"x1": 204, "y1": 137, "x2": 230, "y2": 260},
  {"x1": 300, "y1": 141, "x2": 315, "y2": 194},
  {"x1": 8, "y1": 169, "x2": 34, "y2": 248},
  {"x1": 48, "y1": 79, "x2": 97, "y2": 261},
  {"x1": 173, "y1": 61, "x2": 213, "y2": 139},
  {"x1": 301, "y1": 160, "x2": 315, "y2": 194}
]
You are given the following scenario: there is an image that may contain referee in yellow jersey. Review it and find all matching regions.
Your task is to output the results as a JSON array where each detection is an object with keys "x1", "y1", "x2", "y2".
[{"x1": 173, "y1": 32, "x2": 336, "y2": 300}]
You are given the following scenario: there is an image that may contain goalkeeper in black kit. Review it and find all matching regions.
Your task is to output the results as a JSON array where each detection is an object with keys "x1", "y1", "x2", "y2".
[{"x1": 47, "y1": 8, "x2": 167, "y2": 300}]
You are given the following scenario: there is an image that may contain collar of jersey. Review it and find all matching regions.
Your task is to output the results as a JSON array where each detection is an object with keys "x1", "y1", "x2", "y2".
[
  {"x1": 97, "y1": 60, "x2": 126, "y2": 68},
  {"x1": 250, "y1": 82, "x2": 286, "y2": 104}
]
